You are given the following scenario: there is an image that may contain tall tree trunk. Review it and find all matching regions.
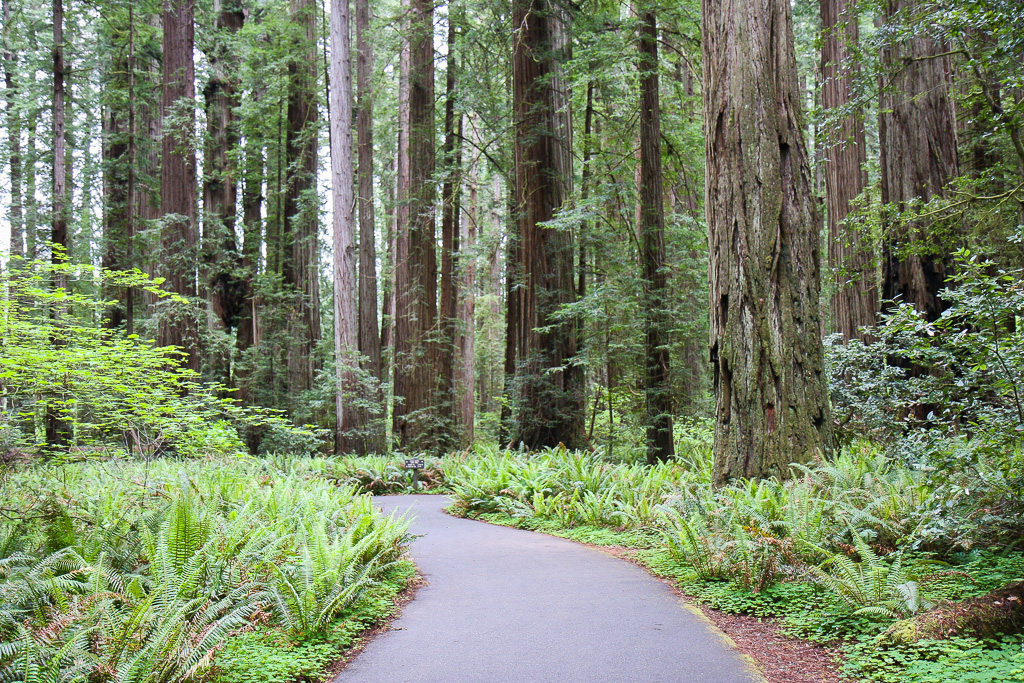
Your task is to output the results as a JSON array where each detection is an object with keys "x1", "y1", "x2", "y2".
[
  {"x1": 202, "y1": 0, "x2": 245, "y2": 382},
  {"x1": 638, "y1": 10, "x2": 674, "y2": 465},
  {"x1": 879, "y1": 0, "x2": 959, "y2": 321},
  {"x1": 821, "y1": 0, "x2": 875, "y2": 341},
  {"x1": 437, "y1": 9, "x2": 462, "y2": 451},
  {"x1": 282, "y1": 0, "x2": 322, "y2": 396},
  {"x1": 3, "y1": 0, "x2": 23, "y2": 262},
  {"x1": 102, "y1": 98, "x2": 129, "y2": 328},
  {"x1": 235, "y1": 130, "x2": 263, "y2": 406},
  {"x1": 329, "y1": 0, "x2": 357, "y2": 452},
  {"x1": 52, "y1": 0, "x2": 67, "y2": 270},
  {"x1": 159, "y1": 0, "x2": 200, "y2": 373},
  {"x1": 458, "y1": 113, "x2": 479, "y2": 447},
  {"x1": 510, "y1": 0, "x2": 582, "y2": 450},
  {"x1": 47, "y1": 0, "x2": 70, "y2": 449},
  {"x1": 356, "y1": 0, "x2": 384, "y2": 453},
  {"x1": 703, "y1": 0, "x2": 832, "y2": 483},
  {"x1": 392, "y1": 0, "x2": 438, "y2": 450}
]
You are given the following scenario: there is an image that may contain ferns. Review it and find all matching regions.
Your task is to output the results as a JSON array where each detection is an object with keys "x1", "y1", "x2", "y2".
[
  {"x1": 0, "y1": 457, "x2": 412, "y2": 683},
  {"x1": 806, "y1": 529, "x2": 933, "y2": 619}
]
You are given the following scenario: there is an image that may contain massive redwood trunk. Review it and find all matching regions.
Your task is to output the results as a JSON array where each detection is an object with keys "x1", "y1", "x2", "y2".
[
  {"x1": 202, "y1": 0, "x2": 245, "y2": 360},
  {"x1": 159, "y1": 0, "x2": 200, "y2": 374},
  {"x1": 282, "y1": 0, "x2": 322, "y2": 395},
  {"x1": 392, "y1": 0, "x2": 438, "y2": 450},
  {"x1": 821, "y1": 0, "x2": 876, "y2": 340},
  {"x1": 638, "y1": 11, "x2": 674, "y2": 465},
  {"x1": 879, "y1": 0, "x2": 960, "y2": 321},
  {"x1": 510, "y1": 0, "x2": 583, "y2": 450},
  {"x1": 329, "y1": 0, "x2": 357, "y2": 452},
  {"x1": 355, "y1": 0, "x2": 385, "y2": 454},
  {"x1": 703, "y1": 0, "x2": 832, "y2": 483}
]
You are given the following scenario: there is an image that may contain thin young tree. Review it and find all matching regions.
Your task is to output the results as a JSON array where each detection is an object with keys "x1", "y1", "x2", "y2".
[
  {"x1": 703, "y1": 0, "x2": 832, "y2": 483},
  {"x1": 329, "y1": 0, "x2": 357, "y2": 453},
  {"x1": 3, "y1": 0, "x2": 23, "y2": 262},
  {"x1": 438, "y1": 6, "x2": 463, "y2": 451},
  {"x1": 637, "y1": 8, "x2": 673, "y2": 464}
]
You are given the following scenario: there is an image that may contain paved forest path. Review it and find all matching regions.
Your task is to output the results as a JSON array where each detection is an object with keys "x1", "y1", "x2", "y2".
[{"x1": 334, "y1": 495, "x2": 763, "y2": 683}]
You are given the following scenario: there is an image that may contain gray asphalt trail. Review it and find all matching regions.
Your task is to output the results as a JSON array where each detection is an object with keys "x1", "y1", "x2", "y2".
[{"x1": 334, "y1": 495, "x2": 763, "y2": 683}]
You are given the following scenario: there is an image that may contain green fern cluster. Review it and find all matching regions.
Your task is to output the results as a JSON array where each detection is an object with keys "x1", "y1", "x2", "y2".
[{"x1": 0, "y1": 457, "x2": 411, "y2": 683}]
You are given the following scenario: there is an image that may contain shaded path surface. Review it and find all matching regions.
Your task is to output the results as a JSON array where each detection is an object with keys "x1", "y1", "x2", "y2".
[{"x1": 335, "y1": 495, "x2": 763, "y2": 683}]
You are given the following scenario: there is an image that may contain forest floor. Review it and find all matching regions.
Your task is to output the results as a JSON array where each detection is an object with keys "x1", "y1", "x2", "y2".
[{"x1": 332, "y1": 495, "x2": 763, "y2": 683}]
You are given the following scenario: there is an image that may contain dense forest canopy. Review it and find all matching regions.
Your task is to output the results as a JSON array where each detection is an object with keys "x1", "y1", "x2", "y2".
[{"x1": 0, "y1": 0, "x2": 1022, "y2": 478}]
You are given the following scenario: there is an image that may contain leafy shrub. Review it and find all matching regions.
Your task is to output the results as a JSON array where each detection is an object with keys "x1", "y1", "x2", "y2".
[{"x1": 827, "y1": 251, "x2": 1024, "y2": 547}]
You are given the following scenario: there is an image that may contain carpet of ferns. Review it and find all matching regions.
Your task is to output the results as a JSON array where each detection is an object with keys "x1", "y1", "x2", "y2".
[{"x1": 0, "y1": 457, "x2": 413, "y2": 683}]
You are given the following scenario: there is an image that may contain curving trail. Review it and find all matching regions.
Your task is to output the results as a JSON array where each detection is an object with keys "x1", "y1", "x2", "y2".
[{"x1": 334, "y1": 495, "x2": 764, "y2": 683}]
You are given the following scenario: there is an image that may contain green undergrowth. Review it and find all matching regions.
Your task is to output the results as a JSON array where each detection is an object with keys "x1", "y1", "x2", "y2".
[
  {"x1": 467, "y1": 511, "x2": 660, "y2": 549},
  {"x1": 310, "y1": 455, "x2": 448, "y2": 495},
  {"x1": 0, "y1": 456, "x2": 413, "y2": 683},
  {"x1": 441, "y1": 442, "x2": 1024, "y2": 682},
  {"x1": 212, "y1": 561, "x2": 417, "y2": 683}
]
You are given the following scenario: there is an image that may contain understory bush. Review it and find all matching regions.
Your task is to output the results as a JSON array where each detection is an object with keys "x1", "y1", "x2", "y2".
[
  {"x1": 0, "y1": 456, "x2": 412, "y2": 683},
  {"x1": 827, "y1": 251, "x2": 1024, "y2": 547}
]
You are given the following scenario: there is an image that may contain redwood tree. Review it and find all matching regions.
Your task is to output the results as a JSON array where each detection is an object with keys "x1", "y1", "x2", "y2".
[
  {"x1": 329, "y1": 0, "x2": 356, "y2": 452},
  {"x1": 703, "y1": 0, "x2": 832, "y2": 483},
  {"x1": 355, "y1": 0, "x2": 384, "y2": 453},
  {"x1": 159, "y1": 0, "x2": 200, "y2": 374},
  {"x1": 509, "y1": 0, "x2": 583, "y2": 450},
  {"x1": 282, "y1": 0, "x2": 322, "y2": 395},
  {"x1": 392, "y1": 0, "x2": 438, "y2": 449},
  {"x1": 879, "y1": 0, "x2": 960, "y2": 321},
  {"x1": 821, "y1": 0, "x2": 875, "y2": 340},
  {"x1": 638, "y1": 9, "x2": 673, "y2": 464}
]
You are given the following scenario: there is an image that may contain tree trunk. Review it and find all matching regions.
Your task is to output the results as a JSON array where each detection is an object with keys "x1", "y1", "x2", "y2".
[
  {"x1": 202, "y1": 0, "x2": 245, "y2": 384},
  {"x1": 437, "y1": 10, "x2": 462, "y2": 452},
  {"x1": 356, "y1": 0, "x2": 384, "y2": 454},
  {"x1": 510, "y1": 0, "x2": 583, "y2": 450},
  {"x1": 392, "y1": 0, "x2": 438, "y2": 450},
  {"x1": 458, "y1": 113, "x2": 479, "y2": 447},
  {"x1": 282, "y1": 0, "x2": 322, "y2": 396},
  {"x1": 52, "y1": 0, "x2": 67, "y2": 270},
  {"x1": 159, "y1": 0, "x2": 200, "y2": 374},
  {"x1": 638, "y1": 10, "x2": 674, "y2": 465},
  {"x1": 703, "y1": 0, "x2": 832, "y2": 483},
  {"x1": 47, "y1": 0, "x2": 71, "y2": 449},
  {"x1": 3, "y1": 0, "x2": 23, "y2": 262},
  {"x1": 102, "y1": 95, "x2": 129, "y2": 329},
  {"x1": 329, "y1": 0, "x2": 357, "y2": 453},
  {"x1": 879, "y1": 0, "x2": 960, "y2": 321},
  {"x1": 821, "y1": 0, "x2": 876, "y2": 341}
]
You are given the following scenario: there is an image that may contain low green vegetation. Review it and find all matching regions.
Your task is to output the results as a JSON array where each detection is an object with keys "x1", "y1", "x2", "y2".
[
  {"x1": 443, "y1": 441, "x2": 1024, "y2": 682},
  {"x1": 0, "y1": 456, "x2": 413, "y2": 683}
]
